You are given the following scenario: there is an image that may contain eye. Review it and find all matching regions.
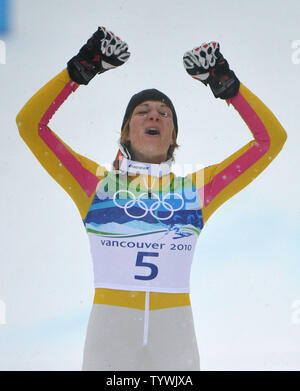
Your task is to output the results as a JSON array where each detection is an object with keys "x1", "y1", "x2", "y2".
[
  {"x1": 159, "y1": 111, "x2": 169, "y2": 117},
  {"x1": 137, "y1": 110, "x2": 148, "y2": 115}
]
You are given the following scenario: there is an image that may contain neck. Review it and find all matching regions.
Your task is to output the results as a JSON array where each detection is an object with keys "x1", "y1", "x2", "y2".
[{"x1": 130, "y1": 150, "x2": 167, "y2": 164}]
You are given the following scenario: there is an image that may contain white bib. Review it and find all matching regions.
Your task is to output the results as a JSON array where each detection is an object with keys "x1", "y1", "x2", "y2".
[
  {"x1": 84, "y1": 158, "x2": 203, "y2": 293},
  {"x1": 88, "y1": 230, "x2": 198, "y2": 293}
]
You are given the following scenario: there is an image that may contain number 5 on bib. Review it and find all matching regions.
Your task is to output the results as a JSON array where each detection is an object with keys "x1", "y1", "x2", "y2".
[{"x1": 134, "y1": 252, "x2": 159, "y2": 281}]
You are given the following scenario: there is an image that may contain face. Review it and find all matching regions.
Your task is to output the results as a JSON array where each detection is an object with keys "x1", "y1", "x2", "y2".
[{"x1": 125, "y1": 101, "x2": 175, "y2": 164}]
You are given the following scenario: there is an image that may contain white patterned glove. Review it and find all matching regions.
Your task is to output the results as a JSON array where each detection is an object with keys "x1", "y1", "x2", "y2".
[
  {"x1": 67, "y1": 27, "x2": 130, "y2": 85},
  {"x1": 183, "y1": 42, "x2": 240, "y2": 99}
]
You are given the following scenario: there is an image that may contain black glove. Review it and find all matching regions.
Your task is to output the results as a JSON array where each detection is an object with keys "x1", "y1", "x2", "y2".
[
  {"x1": 67, "y1": 26, "x2": 130, "y2": 85},
  {"x1": 183, "y1": 42, "x2": 240, "y2": 99}
]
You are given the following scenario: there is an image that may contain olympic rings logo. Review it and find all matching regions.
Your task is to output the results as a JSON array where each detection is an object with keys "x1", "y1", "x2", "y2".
[{"x1": 113, "y1": 190, "x2": 184, "y2": 220}]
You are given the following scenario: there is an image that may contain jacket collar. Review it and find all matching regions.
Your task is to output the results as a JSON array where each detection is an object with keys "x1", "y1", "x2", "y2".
[{"x1": 119, "y1": 156, "x2": 172, "y2": 177}]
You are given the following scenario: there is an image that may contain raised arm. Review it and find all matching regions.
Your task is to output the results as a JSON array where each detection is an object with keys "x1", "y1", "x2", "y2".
[
  {"x1": 16, "y1": 27, "x2": 130, "y2": 219},
  {"x1": 183, "y1": 42, "x2": 287, "y2": 224}
]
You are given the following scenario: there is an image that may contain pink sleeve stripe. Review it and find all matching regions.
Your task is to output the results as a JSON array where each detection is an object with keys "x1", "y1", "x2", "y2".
[
  {"x1": 200, "y1": 91, "x2": 271, "y2": 207},
  {"x1": 38, "y1": 80, "x2": 99, "y2": 198}
]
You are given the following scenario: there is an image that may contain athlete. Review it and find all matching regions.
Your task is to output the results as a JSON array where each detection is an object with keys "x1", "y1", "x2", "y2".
[{"x1": 16, "y1": 27, "x2": 287, "y2": 371}]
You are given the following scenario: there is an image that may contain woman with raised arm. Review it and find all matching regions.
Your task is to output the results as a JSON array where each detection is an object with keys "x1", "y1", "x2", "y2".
[{"x1": 16, "y1": 27, "x2": 287, "y2": 371}]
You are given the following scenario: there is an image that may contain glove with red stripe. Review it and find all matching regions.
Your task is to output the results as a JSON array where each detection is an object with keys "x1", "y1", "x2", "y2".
[
  {"x1": 67, "y1": 27, "x2": 130, "y2": 85},
  {"x1": 183, "y1": 42, "x2": 240, "y2": 99}
]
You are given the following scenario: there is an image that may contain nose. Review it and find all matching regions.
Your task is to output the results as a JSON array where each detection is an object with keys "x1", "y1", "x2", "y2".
[{"x1": 148, "y1": 109, "x2": 160, "y2": 121}]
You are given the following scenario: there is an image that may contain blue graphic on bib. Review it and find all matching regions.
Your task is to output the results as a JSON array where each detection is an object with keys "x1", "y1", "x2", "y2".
[{"x1": 84, "y1": 183, "x2": 203, "y2": 239}]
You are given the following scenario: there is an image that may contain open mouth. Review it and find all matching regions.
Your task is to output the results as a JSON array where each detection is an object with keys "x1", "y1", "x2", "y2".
[{"x1": 144, "y1": 128, "x2": 160, "y2": 135}]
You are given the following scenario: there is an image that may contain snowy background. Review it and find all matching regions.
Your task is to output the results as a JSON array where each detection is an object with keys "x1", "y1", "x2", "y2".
[{"x1": 0, "y1": 0, "x2": 299, "y2": 371}]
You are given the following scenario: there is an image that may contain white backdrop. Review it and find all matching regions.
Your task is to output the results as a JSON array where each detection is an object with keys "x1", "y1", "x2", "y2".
[{"x1": 0, "y1": 0, "x2": 299, "y2": 370}]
